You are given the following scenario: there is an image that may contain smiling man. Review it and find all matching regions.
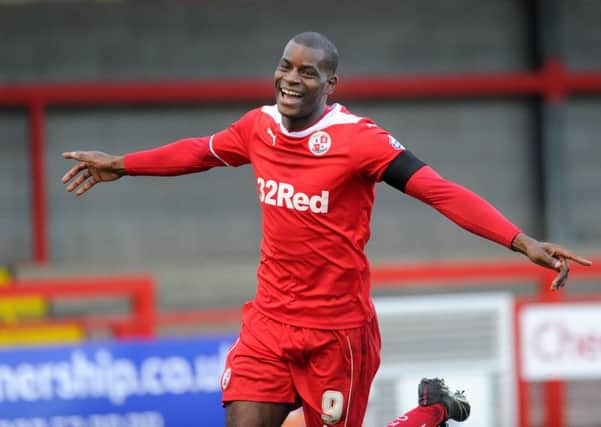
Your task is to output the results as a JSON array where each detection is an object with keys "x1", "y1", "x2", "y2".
[
  {"x1": 274, "y1": 33, "x2": 338, "y2": 131},
  {"x1": 62, "y1": 32, "x2": 591, "y2": 427}
]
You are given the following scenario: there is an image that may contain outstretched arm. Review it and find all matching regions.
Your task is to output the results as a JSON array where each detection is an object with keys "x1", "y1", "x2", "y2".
[
  {"x1": 383, "y1": 153, "x2": 592, "y2": 290},
  {"x1": 62, "y1": 109, "x2": 257, "y2": 196},
  {"x1": 62, "y1": 137, "x2": 221, "y2": 196}
]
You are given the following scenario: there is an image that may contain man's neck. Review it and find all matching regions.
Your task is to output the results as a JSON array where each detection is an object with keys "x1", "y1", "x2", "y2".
[{"x1": 282, "y1": 104, "x2": 331, "y2": 132}]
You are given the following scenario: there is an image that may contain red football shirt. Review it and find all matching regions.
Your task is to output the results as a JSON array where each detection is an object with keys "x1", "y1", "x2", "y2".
[{"x1": 209, "y1": 103, "x2": 403, "y2": 329}]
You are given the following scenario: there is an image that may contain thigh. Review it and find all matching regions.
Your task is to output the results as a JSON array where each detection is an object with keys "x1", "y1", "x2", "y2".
[
  {"x1": 222, "y1": 303, "x2": 299, "y2": 405},
  {"x1": 293, "y1": 318, "x2": 382, "y2": 427},
  {"x1": 225, "y1": 401, "x2": 292, "y2": 427}
]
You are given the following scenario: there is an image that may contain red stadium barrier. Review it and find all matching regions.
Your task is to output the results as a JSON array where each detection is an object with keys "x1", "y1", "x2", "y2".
[{"x1": 1, "y1": 275, "x2": 156, "y2": 338}]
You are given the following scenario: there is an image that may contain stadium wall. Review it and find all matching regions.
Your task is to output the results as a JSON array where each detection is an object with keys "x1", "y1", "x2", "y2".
[{"x1": 0, "y1": 0, "x2": 599, "y2": 291}]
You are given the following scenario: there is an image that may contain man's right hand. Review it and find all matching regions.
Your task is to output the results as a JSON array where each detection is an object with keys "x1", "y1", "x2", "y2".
[{"x1": 62, "y1": 151, "x2": 126, "y2": 196}]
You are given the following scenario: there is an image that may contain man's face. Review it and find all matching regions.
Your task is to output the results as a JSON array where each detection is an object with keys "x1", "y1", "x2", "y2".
[{"x1": 274, "y1": 41, "x2": 336, "y2": 120}]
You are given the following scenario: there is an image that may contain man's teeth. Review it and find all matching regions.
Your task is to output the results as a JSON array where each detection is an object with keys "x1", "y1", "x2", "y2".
[{"x1": 281, "y1": 89, "x2": 302, "y2": 97}]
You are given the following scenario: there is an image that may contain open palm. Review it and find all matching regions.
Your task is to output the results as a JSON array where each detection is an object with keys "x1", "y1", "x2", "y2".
[{"x1": 62, "y1": 151, "x2": 125, "y2": 195}]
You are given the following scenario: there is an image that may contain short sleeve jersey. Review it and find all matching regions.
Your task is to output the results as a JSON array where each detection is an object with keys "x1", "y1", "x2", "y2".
[{"x1": 210, "y1": 103, "x2": 405, "y2": 329}]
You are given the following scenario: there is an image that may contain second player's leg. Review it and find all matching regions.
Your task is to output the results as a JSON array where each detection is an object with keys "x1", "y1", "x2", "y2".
[
  {"x1": 386, "y1": 378, "x2": 471, "y2": 427},
  {"x1": 385, "y1": 405, "x2": 446, "y2": 427}
]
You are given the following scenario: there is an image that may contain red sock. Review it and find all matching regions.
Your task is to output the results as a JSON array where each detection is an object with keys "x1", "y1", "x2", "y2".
[{"x1": 386, "y1": 403, "x2": 447, "y2": 427}]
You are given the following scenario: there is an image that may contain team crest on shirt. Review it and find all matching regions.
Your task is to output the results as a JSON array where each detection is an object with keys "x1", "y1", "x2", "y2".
[
  {"x1": 308, "y1": 131, "x2": 332, "y2": 156},
  {"x1": 221, "y1": 367, "x2": 232, "y2": 390},
  {"x1": 388, "y1": 135, "x2": 405, "y2": 150}
]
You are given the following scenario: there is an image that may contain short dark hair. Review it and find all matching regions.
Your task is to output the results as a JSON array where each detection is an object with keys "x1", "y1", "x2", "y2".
[{"x1": 290, "y1": 32, "x2": 339, "y2": 75}]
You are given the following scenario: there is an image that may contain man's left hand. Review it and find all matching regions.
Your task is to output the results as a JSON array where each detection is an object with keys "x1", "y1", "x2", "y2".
[{"x1": 511, "y1": 233, "x2": 592, "y2": 290}]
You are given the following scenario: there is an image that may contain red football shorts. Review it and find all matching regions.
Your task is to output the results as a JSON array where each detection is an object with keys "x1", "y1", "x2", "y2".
[{"x1": 221, "y1": 301, "x2": 381, "y2": 427}]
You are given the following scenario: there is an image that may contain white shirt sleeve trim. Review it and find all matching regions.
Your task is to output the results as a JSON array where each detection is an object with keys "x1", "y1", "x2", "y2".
[{"x1": 209, "y1": 134, "x2": 232, "y2": 167}]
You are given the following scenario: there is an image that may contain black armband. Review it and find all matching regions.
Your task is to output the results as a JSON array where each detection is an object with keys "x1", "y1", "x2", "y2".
[{"x1": 382, "y1": 150, "x2": 426, "y2": 192}]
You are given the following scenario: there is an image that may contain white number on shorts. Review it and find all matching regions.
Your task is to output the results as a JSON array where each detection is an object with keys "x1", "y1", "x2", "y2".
[{"x1": 321, "y1": 390, "x2": 344, "y2": 424}]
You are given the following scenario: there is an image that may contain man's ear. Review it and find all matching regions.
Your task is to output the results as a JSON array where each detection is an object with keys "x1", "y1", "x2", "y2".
[{"x1": 326, "y1": 74, "x2": 338, "y2": 96}]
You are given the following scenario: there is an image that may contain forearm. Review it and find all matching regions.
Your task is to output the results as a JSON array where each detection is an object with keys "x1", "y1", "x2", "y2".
[
  {"x1": 124, "y1": 137, "x2": 223, "y2": 176},
  {"x1": 405, "y1": 166, "x2": 521, "y2": 248}
]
